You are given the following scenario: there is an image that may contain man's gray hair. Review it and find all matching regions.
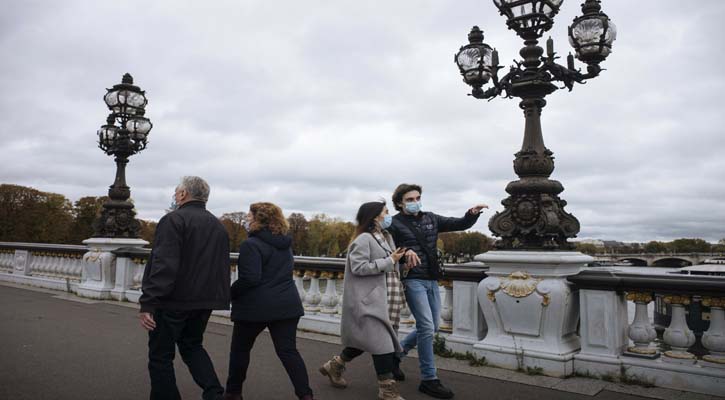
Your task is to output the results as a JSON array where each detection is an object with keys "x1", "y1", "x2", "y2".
[{"x1": 178, "y1": 176, "x2": 210, "y2": 203}]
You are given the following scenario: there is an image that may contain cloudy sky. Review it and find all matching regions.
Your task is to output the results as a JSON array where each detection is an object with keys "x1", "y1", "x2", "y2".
[{"x1": 1, "y1": 1, "x2": 723, "y2": 243}]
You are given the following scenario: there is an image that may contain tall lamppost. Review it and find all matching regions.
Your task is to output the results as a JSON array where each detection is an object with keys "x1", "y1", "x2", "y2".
[
  {"x1": 452, "y1": 1, "x2": 617, "y2": 376},
  {"x1": 93, "y1": 73, "x2": 152, "y2": 238},
  {"x1": 454, "y1": 0, "x2": 616, "y2": 250},
  {"x1": 79, "y1": 73, "x2": 152, "y2": 301}
]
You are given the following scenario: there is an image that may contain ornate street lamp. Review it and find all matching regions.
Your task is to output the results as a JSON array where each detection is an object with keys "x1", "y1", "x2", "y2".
[
  {"x1": 455, "y1": 0, "x2": 616, "y2": 250},
  {"x1": 93, "y1": 73, "x2": 152, "y2": 238}
]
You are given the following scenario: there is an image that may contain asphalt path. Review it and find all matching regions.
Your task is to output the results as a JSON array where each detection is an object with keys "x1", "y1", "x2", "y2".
[{"x1": 0, "y1": 285, "x2": 654, "y2": 400}]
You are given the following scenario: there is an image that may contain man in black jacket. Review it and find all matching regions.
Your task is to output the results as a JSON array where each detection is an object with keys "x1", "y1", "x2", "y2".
[
  {"x1": 388, "y1": 183, "x2": 487, "y2": 399},
  {"x1": 139, "y1": 176, "x2": 230, "y2": 400}
]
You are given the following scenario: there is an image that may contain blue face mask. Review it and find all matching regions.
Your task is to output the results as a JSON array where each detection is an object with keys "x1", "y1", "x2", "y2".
[
  {"x1": 404, "y1": 201, "x2": 422, "y2": 214},
  {"x1": 243, "y1": 220, "x2": 252, "y2": 232},
  {"x1": 380, "y1": 214, "x2": 393, "y2": 229}
]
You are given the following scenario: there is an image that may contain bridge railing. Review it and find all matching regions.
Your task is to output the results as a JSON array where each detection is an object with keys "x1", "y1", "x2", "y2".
[
  {"x1": 0, "y1": 242, "x2": 86, "y2": 291},
  {"x1": 0, "y1": 241, "x2": 489, "y2": 348},
  {"x1": 4, "y1": 241, "x2": 723, "y2": 395},
  {"x1": 568, "y1": 269, "x2": 725, "y2": 395}
]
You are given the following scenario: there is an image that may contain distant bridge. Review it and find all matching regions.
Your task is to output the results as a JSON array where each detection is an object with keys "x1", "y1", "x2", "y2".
[{"x1": 592, "y1": 252, "x2": 725, "y2": 267}]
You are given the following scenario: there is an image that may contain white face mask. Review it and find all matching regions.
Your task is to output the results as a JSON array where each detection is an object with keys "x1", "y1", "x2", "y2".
[
  {"x1": 404, "y1": 201, "x2": 422, "y2": 214},
  {"x1": 380, "y1": 214, "x2": 393, "y2": 229},
  {"x1": 243, "y1": 219, "x2": 252, "y2": 232}
]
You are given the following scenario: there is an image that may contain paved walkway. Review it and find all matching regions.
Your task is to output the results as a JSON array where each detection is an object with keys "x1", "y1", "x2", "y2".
[{"x1": 0, "y1": 284, "x2": 717, "y2": 400}]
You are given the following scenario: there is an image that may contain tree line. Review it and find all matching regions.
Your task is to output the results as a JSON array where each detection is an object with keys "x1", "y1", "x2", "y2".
[
  {"x1": 575, "y1": 238, "x2": 725, "y2": 255},
  {"x1": 0, "y1": 184, "x2": 492, "y2": 259}
]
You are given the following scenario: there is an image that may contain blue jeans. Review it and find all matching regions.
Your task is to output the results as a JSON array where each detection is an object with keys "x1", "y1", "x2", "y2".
[{"x1": 400, "y1": 279, "x2": 441, "y2": 381}]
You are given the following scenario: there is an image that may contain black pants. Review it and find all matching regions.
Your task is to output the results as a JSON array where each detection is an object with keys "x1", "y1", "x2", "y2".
[
  {"x1": 226, "y1": 317, "x2": 313, "y2": 398},
  {"x1": 341, "y1": 347, "x2": 395, "y2": 377},
  {"x1": 147, "y1": 309, "x2": 223, "y2": 400}
]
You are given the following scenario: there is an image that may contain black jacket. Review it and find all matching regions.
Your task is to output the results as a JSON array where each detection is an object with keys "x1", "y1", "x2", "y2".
[
  {"x1": 230, "y1": 229, "x2": 304, "y2": 322},
  {"x1": 389, "y1": 211, "x2": 480, "y2": 280},
  {"x1": 139, "y1": 201, "x2": 231, "y2": 313}
]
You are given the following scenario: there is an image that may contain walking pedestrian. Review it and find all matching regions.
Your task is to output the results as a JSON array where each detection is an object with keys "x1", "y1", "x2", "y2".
[
  {"x1": 139, "y1": 176, "x2": 230, "y2": 400},
  {"x1": 223, "y1": 202, "x2": 314, "y2": 400},
  {"x1": 388, "y1": 183, "x2": 488, "y2": 399},
  {"x1": 319, "y1": 200, "x2": 409, "y2": 400}
]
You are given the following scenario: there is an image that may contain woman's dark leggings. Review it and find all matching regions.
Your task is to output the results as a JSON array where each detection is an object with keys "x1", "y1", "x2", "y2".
[
  {"x1": 341, "y1": 347, "x2": 395, "y2": 378},
  {"x1": 225, "y1": 318, "x2": 312, "y2": 398}
]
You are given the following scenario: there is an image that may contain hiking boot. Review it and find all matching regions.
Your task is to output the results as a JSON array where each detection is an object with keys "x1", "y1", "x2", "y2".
[
  {"x1": 319, "y1": 355, "x2": 347, "y2": 388},
  {"x1": 222, "y1": 392, "x2": 242, "y2": 400},
  {"x1": 391, "y1": 356, "x2": 405, "y2": 381},
  {"x1": 419, "y1": 379, "x2": 454, "y2": 399},
  {"x1": 378, "y1": 378, "x2": 405, "y2": 400}
]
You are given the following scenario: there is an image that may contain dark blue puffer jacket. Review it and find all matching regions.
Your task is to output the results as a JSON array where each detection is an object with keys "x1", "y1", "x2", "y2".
[
  {"x1": 230, "y1": 229, "x2": 304, "y2": 322},
  {"x1": 389, "y1": 211, "x2": 479, "y2": 280}
]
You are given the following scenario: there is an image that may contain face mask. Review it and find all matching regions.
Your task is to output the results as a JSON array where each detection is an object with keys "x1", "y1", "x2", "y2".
[
  {"x1": 243, "y1": 220, "x2": 252, "y2": 232},
  {"x1": 404, "y1": 201, "x2": 422, "y2": 214},
  {"x1": 168, "y1": 195, "x2": 178, "y2": 212},
  {"x1": 380, "y1": 214, "x2": 393, "y2": 229}
]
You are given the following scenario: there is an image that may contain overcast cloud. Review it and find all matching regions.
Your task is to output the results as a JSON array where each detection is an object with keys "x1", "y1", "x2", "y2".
[{"x1": 1, "y1": 0, "x2": 724, "y2": 243}]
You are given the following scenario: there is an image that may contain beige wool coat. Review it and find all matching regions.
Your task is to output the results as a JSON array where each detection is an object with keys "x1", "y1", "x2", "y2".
[{"x1": 340, "y1": 232, "x2": 403, "y2": 355}]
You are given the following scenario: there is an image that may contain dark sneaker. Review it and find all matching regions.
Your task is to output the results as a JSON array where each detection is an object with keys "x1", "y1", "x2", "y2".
[
  {"x1": 392, "y1": 356, "x2": 405, "y2": 381},
  {"x1": 419, "y1": 379, "x2": 454, "y2": 399}
]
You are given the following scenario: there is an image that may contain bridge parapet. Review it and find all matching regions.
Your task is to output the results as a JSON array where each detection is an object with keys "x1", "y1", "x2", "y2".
[
  {"x1": 2, "y1": 241, "x2": 723, "y2": 396},
  {"x1": 0, "y1": 242, "x2": 489, "y2": 353},
  {"x1": 569, "y1": 269, "x2": 725, "y2": 395}
]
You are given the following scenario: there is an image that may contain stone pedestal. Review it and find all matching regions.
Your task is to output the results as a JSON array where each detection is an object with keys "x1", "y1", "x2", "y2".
[
  {"x1": 77, "y1": 238, "x2": 148, "y2": 300},
  {"x1": 446, "y1": 280, "x2": 487, "y2": 353},
  {"x1": 574, "y1": 289, "x2": 628, "y2": 376},
  {"x1": 13, "y1": 250, "x2": 31, "y2": 275},
  {"x1": 473, "y1": 251, "x2": 591, "y2": 377}
]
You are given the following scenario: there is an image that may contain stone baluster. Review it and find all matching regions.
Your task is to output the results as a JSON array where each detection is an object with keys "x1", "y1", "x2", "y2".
[
  {"x1": 0, "y1": 250, "x2": 12, "y2": 271},
  {"x1": 0, "y1": 251, "x2": 12, "y2": 271},
  {"x1": 45, "y1": 254, "x2": 55, "y2": 277},
  {"x1": 36, "y1": 253, "x2": 48, "y2": 277},
  {"x1": 303, "y1": 271, "x2": 322, "y2": 314},
  {"x1": 625, "y1": 292, "x2": 658, "y2": 358},
  {"x1": 701, "y1": 297, "x2": 725, "y2": 367},
  {"x1": 132, "y1": 262, "x2": 145, "y2": 289},
  {"x1": 71, "y1": 256, "x2": 83, "y2": 280},
  {"x1": 439, "y1": 280, "x2": 453, "y2": 333},
  {"x1": 293, "y1": 270, "x2": 306, "y2": 301},
  {"x1": 42, "y1": 254, "x2": 52, "y2": 277},
  {"x1": 29, "y1": 252, "x2": 40, "y2": 275},
  {"x1": 336, "y1": 272, "x2": 344, "y2": 316},
  {"x1": 68, "y1": 255, "x2": 82, "y2": 281},
  {"x1": 61, "y1": 255, "x2": 72, "y2": 278},
  {"x1": 662, "y1": 295, "x2": 696, "y2": 363},
  {"x1": 320, "y1": 271, "x2": 339, "y2": 316}
]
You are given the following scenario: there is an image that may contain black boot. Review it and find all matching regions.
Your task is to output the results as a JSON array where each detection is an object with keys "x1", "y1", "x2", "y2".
[
  {"x1": 392, "y1": 355, "x2": 405, "y2": 381},
  {"x1": 419, "y1": 379, "x2": 454, "y2": 399}
]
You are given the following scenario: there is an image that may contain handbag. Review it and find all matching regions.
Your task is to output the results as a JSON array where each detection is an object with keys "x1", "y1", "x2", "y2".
[{"x1": 396, "y1": 216, "x2": 444, "y2": 280}]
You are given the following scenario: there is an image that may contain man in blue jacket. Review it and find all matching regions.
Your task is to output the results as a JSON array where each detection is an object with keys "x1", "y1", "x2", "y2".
[
  {"x1": 388, "y1": 183, "x2": 487, "y2": 399},
  {"x1": 139, "y1": 176, "x2": 230, "y2": 400}
]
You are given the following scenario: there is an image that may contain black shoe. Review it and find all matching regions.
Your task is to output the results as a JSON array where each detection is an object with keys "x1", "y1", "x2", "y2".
[
  {"x1": 392, "y1": 356, "x2": 405, "y2": 381},
  {"x1": 419, "y1": 379, "x2": 454, "y2": 399}
]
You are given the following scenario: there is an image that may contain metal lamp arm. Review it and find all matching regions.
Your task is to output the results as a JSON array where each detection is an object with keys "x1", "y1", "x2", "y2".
[{"x1": 542, "y1": 53, "x2": 602, "y2": 91}]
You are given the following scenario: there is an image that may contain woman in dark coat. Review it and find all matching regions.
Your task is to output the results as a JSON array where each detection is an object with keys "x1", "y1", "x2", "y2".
[{"x1": 223, "y1": 202, "x2": 313, "y2": 400}]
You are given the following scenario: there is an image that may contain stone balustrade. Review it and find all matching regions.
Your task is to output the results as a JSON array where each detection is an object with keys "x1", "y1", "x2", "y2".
[
  {"x1": 0, "y1": 242, "x2": 86, "y2": 291},
  {"x1": 2, "y1": 241, "x2": 723, "y2": 395},
  {"x1": 569, "y1": 269, "x2": 725, "y2": 396}
]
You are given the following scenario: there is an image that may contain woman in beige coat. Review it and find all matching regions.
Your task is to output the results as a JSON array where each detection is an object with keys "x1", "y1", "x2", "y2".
[{"x1": 319, "y1": 201, "x2": 408, "y2": 400}]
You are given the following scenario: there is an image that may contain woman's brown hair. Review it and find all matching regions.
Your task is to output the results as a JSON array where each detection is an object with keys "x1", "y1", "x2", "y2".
[{"x1": 249, "y1": 202, "x2": 289, "y2": 235}]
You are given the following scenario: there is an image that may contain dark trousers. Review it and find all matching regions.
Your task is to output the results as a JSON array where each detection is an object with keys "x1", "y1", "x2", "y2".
[
  {"x1": 225, "y1": 317, "x2": 312, "y2": 398},
  {"x1": 341, "y1": 347, "x2": 395, "y2": 377},
  {"x1": 147, "y1": 309, "x2": 223, "y2": 400}
]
